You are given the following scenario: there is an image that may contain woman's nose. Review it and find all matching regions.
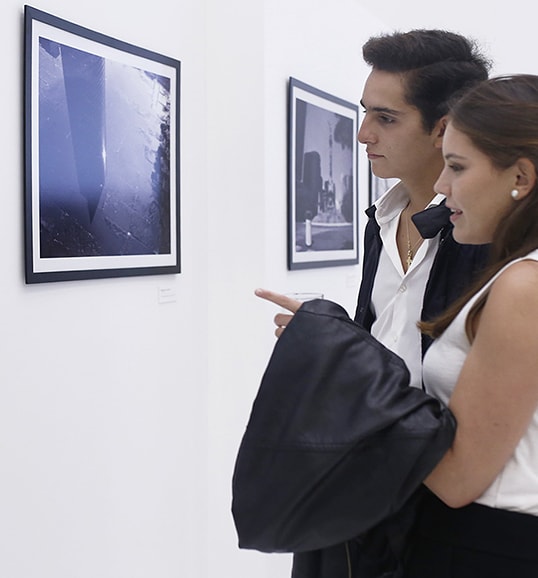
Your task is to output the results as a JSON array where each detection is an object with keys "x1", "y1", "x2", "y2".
[{"x1": 434, "y1": 169, "x2": 450, "y2": 197}]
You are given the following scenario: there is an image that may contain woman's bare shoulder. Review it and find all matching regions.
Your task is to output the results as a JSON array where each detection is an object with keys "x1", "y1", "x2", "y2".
[{"x1": 490, "y1": 258, "x2": 538, "y2": 301}]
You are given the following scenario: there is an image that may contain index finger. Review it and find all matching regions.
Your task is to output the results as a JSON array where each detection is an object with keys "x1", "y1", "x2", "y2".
[{"x1": 254, "y1": 288, "x2": 301, "y2": 313}]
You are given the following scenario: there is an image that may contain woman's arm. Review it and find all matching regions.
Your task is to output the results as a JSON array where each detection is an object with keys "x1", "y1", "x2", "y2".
[{"x1": 425, "y1": 259, "x2": 538, "y2": 507}]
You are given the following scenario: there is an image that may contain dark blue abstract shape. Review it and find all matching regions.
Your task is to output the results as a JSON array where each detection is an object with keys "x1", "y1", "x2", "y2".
[{"x1": 61, "y1": 45, "x2": 106, "y2": 222}]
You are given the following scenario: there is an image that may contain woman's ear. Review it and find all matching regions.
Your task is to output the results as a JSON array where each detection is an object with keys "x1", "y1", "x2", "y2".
[{"x1": 514, "y1": 158, "x2": 537, "y2": 199}]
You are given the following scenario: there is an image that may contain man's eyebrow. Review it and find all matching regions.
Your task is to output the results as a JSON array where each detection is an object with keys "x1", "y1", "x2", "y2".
[{"x1": 360, "y1": 99, "x2": 401, "y2": 115}]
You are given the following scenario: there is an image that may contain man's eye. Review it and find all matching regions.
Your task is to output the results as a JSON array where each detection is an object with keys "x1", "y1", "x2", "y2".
[{"x1": 379, "y1": 115, "x2": 395, "y2": 124}]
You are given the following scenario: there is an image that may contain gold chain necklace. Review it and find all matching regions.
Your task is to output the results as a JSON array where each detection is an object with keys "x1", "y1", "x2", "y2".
[{"x1": 404, "y1": 204, "x2": 423, "y2": 269}]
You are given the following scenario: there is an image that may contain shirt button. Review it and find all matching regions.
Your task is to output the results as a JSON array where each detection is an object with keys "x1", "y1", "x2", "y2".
[{"x1": 399, "y1": 284, "x2": 407, "y2": 293}]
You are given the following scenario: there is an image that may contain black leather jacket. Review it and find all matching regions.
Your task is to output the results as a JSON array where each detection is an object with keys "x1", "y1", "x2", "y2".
[{"x1": 233, "y1": 299, "x2": 457, "y2": 574}]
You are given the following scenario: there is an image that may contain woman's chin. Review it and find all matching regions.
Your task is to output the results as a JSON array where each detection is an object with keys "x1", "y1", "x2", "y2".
[{"x1": 453, "y1": 228, "x2": 491, "y2": 246}]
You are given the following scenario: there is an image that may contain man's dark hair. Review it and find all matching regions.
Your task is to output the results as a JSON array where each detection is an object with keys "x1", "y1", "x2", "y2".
[{"x1": 363, "y1": 29, "x2": 491, "y2": 132}]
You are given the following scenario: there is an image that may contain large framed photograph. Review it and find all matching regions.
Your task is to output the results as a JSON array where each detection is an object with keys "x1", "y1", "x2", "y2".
[
  {"x1": 368, "y1": 167, "x2": 400, "y2": 205},
  {"x1": 24, "y1": 6, "x2": 180, "y2": 283},
  {"x1": 288, "y1": 78, "x2": 359, "y2": 270}
]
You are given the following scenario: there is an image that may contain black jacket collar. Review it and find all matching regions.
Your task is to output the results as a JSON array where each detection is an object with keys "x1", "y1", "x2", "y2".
[{"x1": 366, "y1": 199, "x2": 451, "y2": 240}]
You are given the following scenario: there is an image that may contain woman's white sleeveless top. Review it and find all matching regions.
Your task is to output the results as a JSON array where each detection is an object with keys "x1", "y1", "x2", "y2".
[{"x1": 423, "y1": 249, "x2": 538, "y2": 514}]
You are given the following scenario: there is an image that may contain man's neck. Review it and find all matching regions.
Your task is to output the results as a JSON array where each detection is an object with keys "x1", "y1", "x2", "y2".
[
  {"x1": 400, "y1": 177, "x2": 440, "y2": 214},
  {"x1": 401, "y1": 158, "x2": 445, "y2": 214},
  {"x1": 406, "y1": 191, "x2": 437, "y2": 215}
]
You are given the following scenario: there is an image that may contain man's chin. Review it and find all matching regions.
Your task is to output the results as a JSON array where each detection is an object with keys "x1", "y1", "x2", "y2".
[{"x1": 369, "y1": 164, "x2": 394, "y2": 180}]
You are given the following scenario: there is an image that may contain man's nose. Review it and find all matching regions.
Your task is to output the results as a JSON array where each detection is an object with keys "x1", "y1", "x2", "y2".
[{"x1": 357, "y1": 119, "x2": 373, "y2": 144}]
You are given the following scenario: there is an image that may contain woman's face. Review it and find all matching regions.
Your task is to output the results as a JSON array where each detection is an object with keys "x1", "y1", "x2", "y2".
[{"x1": 434, "y1": 122, "x2": 517, "y2": 244}]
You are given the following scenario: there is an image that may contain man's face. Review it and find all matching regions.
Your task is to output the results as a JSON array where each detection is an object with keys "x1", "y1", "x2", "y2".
[{"x1": 358, "y1": 69, "x2": 442, "y2": 183}]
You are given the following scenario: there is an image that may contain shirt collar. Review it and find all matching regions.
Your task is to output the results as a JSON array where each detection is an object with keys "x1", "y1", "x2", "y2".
[
  {"x1": 372, "y1": 181, "x2": 408, "y2": 224},
  {"x1": 369, "y1": 181, "x2": 447, "y2": 238}
]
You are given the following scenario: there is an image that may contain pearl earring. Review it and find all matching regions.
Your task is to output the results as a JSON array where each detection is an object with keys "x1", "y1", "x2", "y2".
[{"x1": 511, "y1": 189, "x2": 519, "y2": 200}]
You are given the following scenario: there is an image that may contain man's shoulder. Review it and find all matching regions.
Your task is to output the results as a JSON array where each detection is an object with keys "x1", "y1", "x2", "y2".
[
  {"x1": 429, "y1": 233, "x2": 490, "y2": 292},
  {"x1": 438, "y1": 229, "x2": 489, "y2": 257}
]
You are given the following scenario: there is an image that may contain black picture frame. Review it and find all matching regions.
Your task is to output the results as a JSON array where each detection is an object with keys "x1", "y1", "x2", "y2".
[
  {"x1": 288, "y1": 77, "x2": 359, "y2": 270},
  {"x1": 24, "y1": 6, "x2": 181, "y2": 283},
  {"x1": 368, "y1": 166, "x2": 400, "y2": 206}
]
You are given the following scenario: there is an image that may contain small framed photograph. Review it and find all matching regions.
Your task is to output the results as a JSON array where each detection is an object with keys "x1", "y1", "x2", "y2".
[
  {"x1": 24, "y1": 6, "x2": 181, "y2": 283},
  {"x1": 368, "y1": 167, "x2": 400, "y2": 205},
  {"x1": 288, "y1": 77, "x2": 359, "y2": 270}
]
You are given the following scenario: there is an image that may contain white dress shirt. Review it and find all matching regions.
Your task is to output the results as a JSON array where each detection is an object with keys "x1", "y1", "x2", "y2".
[{"x1": 370, "y1": 183, "x2": 444, "y2": 389}]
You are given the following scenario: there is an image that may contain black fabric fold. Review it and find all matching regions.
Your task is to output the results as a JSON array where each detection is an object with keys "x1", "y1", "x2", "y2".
[{"x1": 411, "y1": 202, "x2": 451, "y2": 239}]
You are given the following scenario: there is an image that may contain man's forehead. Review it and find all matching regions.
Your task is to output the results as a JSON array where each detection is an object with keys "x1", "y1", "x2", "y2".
[{"x1": 361, "y1": 69, "x2": 412, "y2": 112}]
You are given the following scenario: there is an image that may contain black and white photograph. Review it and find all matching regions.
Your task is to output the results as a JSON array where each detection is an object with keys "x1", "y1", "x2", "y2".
[
  {"x1": 288, "y1": 77, "x2": 359, "y2": 269},
  {"x1": 24, "y1": 6, "x2": 180, "y2": 283}
]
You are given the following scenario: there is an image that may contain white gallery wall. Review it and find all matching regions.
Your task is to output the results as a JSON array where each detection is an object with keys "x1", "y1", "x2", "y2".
[
  {"x1": 0, "y1": 0, "x2": 534, "y2": 577},
  {"x1": 1, "y1": 1, "x2": 209, "y2": 578}
]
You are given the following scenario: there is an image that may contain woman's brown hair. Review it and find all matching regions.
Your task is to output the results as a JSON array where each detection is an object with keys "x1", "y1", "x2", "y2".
[{"x1": 420, "y1": 74, "x2": 538, "y2": 340}]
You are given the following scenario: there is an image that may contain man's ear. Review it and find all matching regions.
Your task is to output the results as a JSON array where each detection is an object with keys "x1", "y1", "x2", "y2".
[
  {"x1": 514, "y1": 158, "x2": 537, "y2": 200},
  {"x1": 432, "y1": 116, "x2": 448, "y2": 149}
]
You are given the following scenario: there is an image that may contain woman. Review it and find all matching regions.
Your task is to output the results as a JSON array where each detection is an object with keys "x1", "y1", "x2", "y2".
[{"x1": 404, "y1": 74, "x2": 538, "y2": 577}]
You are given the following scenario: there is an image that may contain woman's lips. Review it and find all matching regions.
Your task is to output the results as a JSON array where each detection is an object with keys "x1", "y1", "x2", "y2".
[{"x1": 448, "y1": 207, "x2": 463, "y2": 222}]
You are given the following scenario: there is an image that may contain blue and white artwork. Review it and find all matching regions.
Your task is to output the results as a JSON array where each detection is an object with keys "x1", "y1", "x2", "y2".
[
  {"x1": 38, "y1": 39, "x2": 172, "y2": 258},
  {"x1": 24, "y1": 6, "x2": 180, "y2": 282}
]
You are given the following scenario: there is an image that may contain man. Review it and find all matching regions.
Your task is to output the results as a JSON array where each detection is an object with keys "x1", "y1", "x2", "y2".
[
  {"x1": 252, "y1": 29, "x2": 492, "y2": 577},
  {"x1": 291, "y1": 29, "x2": 492, "y2": 577},
  {"x1": 354, "y1": 29, "x2": 491, "y2": 389}
]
